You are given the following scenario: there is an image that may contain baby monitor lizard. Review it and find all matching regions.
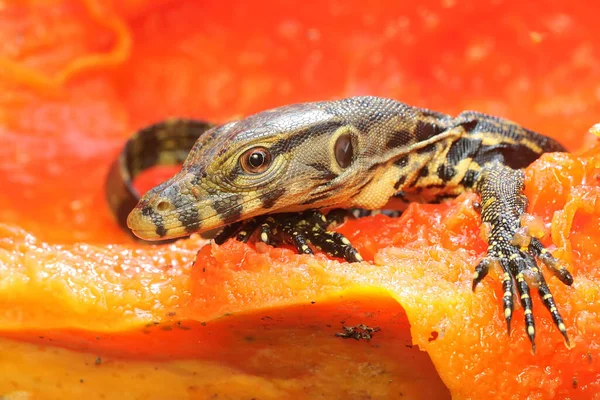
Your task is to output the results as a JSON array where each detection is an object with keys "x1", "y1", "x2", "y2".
[{"x1": 105, "y1": 96, "x2": 573, "y2": 351}]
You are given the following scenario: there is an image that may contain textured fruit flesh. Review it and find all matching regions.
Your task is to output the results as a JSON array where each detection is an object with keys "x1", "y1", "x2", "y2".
[{"x1": 1, "y1": 0, "x2": 600, "y2": 398}]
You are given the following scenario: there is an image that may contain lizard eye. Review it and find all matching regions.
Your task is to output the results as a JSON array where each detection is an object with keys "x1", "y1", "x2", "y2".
[
  {"x1": 334, "y1": 133, "x2": 354, "y2": 168},
  {"x1": 240, "y1": 147, "x2": 272, "y2": 174}
]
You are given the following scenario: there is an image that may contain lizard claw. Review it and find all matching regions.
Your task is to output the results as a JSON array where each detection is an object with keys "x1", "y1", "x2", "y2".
[
  {"x1": 214, "y1": 209, "x2": 363, "y2": 262},
  {"x1": 474, "y1": 162, "x2": 572, "y2": 349}
]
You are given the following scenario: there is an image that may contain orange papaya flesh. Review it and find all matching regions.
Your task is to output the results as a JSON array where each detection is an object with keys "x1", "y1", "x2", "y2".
[
  {"x1": 0, "y1": 294, "x2": 449, "y2": 399},
  {"x1": 1, "y1": 0, "x2": 600, "y2": 399},
  {"x1": 1, "y1": 147, "x2": 600, "y2": 398}
]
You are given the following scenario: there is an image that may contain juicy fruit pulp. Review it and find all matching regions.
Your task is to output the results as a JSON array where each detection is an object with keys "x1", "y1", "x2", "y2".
[{"x1": 1, "y1": 0, "x2": 600, "y2": 399}]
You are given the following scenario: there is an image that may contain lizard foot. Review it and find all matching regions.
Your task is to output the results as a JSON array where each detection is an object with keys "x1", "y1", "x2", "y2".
[
  {"x1": 474, "y1": 162, "x2": 573, "y2": 351},
  {"x1": 213, "y1": 209, "x2": 363, "y2": 262}
]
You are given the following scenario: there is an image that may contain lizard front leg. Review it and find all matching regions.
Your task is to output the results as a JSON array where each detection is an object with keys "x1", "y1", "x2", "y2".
[
  {"x1": 214, "y1": 210, "x2": 364, "y2": 262},
  {"x1": 473, "y1": 161, "x2": 573, "y2": 351}
]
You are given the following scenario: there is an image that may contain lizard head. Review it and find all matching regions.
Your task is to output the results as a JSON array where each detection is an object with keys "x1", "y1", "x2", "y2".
[{"x1": 126, "y1": 101, "x2": 370, "y2": 240}]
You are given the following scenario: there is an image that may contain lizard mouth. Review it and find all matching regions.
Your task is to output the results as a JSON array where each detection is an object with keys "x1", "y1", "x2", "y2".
[
  {"x1": 126, "y1": 207, "x2": 175, "y2": 240},
  {"x1": 127, "y1": 186, "x2": 292, "y2": 241}
]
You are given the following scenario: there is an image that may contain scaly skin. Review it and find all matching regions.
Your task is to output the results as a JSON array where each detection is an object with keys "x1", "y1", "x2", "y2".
[{"x1": 107, "y1": 96, "x2": 573, "y2": 351}]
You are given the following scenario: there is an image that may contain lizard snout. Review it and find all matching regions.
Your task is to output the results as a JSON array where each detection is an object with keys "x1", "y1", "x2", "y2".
[
  {"x1": 127, "y1": 174, "x2": 201, "y2": 240},
  {"x1": 126, "y1": 195, "x2": 183, "y2": 240}
]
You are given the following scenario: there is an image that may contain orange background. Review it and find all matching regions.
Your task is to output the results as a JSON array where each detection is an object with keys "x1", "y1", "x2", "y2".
[{"x1": 1, "y1": 0, "x2": 599, "y2": 398}]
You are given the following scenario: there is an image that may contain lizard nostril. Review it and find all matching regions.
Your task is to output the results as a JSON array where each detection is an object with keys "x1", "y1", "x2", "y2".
[{"x1": 156, "y1": 200, "x2": 171, "y2": 212}]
